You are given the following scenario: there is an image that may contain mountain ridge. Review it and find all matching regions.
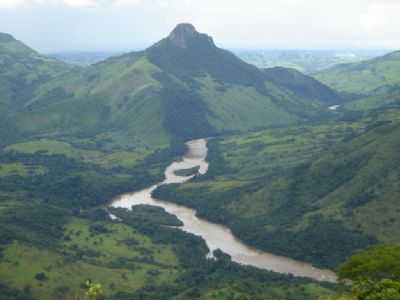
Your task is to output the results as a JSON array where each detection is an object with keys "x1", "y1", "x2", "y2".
[
  {"x1": 5, "y1": 24, "x2": 340, "y2": 148},
  {"x1": 315, "y1": 49, "x2": 400, "y2": 95}
]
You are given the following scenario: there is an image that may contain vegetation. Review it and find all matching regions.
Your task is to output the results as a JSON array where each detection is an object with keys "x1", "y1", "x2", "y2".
[
  {"x1": 320, "y1": 245, "x2": 400, "y2": 300},
  {"x1": 5, "y1": 24, "x2": 340, "y2": 151},
  {"x1": 0, "y1": 24, "x2": 399, "y2": 300},
  {"x1": 315, "y1": 50, "x2": 400, "y2": 95},
  {"x1": 235, "y1": 49, "x2": 384, "y2": 74},
  {"x1": 154, "y1": 108, "x2": 400, "y2": 268}
]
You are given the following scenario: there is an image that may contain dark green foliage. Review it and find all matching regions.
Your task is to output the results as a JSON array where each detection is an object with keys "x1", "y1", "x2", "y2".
[
  {"x1": 111, "y1": 205, "x2": 183, "y2": 227},
  {"x1": 0, "y1": 140, "x2": 183, "y2": 209},
  {"x1": 263, "y1": 67, "x2": 341, "y2": 104},
  {"x1": 0, "y1": 203, "x2": 69, "y2": 248},
  {"x1": 338, "y1": 245, "x2": 400, "y2": 281},
  {"x1": 324, "y1": 245, "x2": 400, "y2": 300},
  {"x1": 155, "y1": 73, "x2": 216, "y2": 140},
  {"x1": 155, "y1": 117, "x2": 400, "y2": 268},
  {"x1": 239, "y1": 217, "x2": 375, "y2": 268},
  {"x1": 154, "y1": 184, "x2": 374, "y2": 268},
  {"x1": 0, "y1": 283, "x2": 33, "y2": 300},
  {"x1": 104, "y1": 256, "x2": 331, "y2": 300},
  {"x1": 34, "y1": 273, "x2": 48, "y2": 281}
]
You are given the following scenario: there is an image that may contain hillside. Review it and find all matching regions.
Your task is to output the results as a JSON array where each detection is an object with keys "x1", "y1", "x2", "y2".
[
  {"x1": 315, "y1": 50, "x2": 400, "y2": 95},
  {"x1": 10, "y1": 24, "x2": 340, "y2": 149},
  {"x1": 0, "y1": 33, "x2": 73, "y2": 144},
  {"x1": 154, "y1": 107, "x2": 400, "y2": 268},
  {"x1": 235, "y1": 49, "x2": 385, "y2": 74},
  {"x1": 0, "y1": 33, "x2": 72, "y2": 113}
]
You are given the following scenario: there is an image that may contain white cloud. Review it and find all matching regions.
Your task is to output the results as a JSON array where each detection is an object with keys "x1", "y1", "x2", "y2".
[
  {"x1": 0, "y1": 0, "x2": 26, "y2": 8},
  {"x1": 63, "y1": 0, "x2": 97, "y2": 7},
  {"x1": 0, "y1": 0, "x2": 398, "y2": 51},
  {"x1": 112, "y1": 0, "x2": 141, "y2": 7},
  {"x1": 0, "y1": 0, "x2": 98, "y2": 7},
  {"x1": 360, "y1": 1, "x2": 400, "y2": 32}
]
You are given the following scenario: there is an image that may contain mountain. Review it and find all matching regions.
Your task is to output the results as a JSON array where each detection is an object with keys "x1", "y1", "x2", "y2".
[
  {"x1": 0, "y1": 32, "x2": 72, "y2": 114},
  {"x1": 344, "y1": 84, "x2": 400, "y2": 111},
  {"x1": 11, "y1": 24, "x2": 340, "y2": 148},
  {"x1": 0, "y1": 33, "x2": 73, "y2": 143},
  {"x1": 315, "y1": 50, "x2": 400, "y2": 95},
  {"x1": 0, "y1": 26, "x2": 343, "y2": 300},
  {"x1": 262, "y1": 67, "x2": 340, "y2": 104},
  {"x1": 235, "y1": 49, "x2": 387, "y2": 74}
]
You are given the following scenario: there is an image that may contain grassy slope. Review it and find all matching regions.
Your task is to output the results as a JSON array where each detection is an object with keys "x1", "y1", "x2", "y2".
[
  {"x1": 8, "y1": 25, "x2": 342, "y2": 149},
  {"x1": 315, "y1": 51, "x2": 400, "y2": 94},
  {"x1": 154, "y1": 108, "x2": 400, "y2": 268},
  {"x1": 4, "y1": 139, "x2": 152, "y2": 169},
  {"x1": 0, "y1": 221, "x2": 177, "y2": 300},
  {"x1": 343, "y1": 85, "x2": 400, "y2": 111},
  {"x1": 0, "y1": 33, "x2": 71, "y2": 113},
  {"x1": 15, "y1": 54, "x2": 170, "y2": 149},
  {"x1": 0, "y1": 33, "x2": 73, "y2": 146}
]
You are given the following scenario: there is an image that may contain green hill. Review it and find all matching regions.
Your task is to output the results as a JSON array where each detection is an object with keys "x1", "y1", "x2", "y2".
[
  {"x1": 10, "y1": 24, "x2": 339, "y2": 149},
  {"x1": 0, "y1": 33, "x2": 72, "y2": 113},
  {"x1": 315, "y1": 50, "x2": 400, "y2": 95},
  {"x1": 0, "y1": 33, "x2": 73, "y2": 144},
  {"x1": 154, "y1": 108, "x2": 400, "y2": 268}
]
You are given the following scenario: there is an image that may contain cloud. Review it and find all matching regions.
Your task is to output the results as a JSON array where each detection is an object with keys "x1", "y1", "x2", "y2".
[
  {"x1": 112, "y1": 0, "x2": 141, "y2": 6},
  {"x1": 360, "y1": 1, "x2": 400, "y2": 32},
  {"x1": 0, "y1": 0, "x2": 398, "y2": 51},
  {"x1": 0, "y1": 0, "x2": 26, "y2": 8},
  {"x1": 63, "y1": 0, "x2": 97, "y2": 7},
  {"x1": 0, "y1": 0, "x2": 98, "y2": 7}
]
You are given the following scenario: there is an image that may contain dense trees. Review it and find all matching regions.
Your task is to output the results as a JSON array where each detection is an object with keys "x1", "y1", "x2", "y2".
[{"x1": 320, "y1": 246, "x2": 400, "y2": 300}]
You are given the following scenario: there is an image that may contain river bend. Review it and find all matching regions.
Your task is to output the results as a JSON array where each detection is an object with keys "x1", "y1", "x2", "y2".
[{"x1": 111, "y1": 139, "x2": 337, "y2": 283}]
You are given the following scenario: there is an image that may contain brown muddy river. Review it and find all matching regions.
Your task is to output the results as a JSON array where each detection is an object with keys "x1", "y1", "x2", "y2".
[{"x1": 111, "y1": 139, "x2": 337, "y2": 283}]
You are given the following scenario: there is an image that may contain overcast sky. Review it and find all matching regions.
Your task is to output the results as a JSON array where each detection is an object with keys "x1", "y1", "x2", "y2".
[{"x1": 0, "y1": 0, "x2": 399, "y2": 52}]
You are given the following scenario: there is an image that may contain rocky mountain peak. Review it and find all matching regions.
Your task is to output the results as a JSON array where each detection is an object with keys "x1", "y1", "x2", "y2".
[{"x1": 167, "y1": 23, "x2": 214, "y2": 48}]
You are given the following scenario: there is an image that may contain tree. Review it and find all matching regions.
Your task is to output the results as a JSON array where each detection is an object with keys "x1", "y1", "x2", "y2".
[
  {"x1": 84, "y1": 280, "x2": 104, "y2": 300},
  {"x1": 320, "y1": 245, "x2": 400, "y2": 300}
]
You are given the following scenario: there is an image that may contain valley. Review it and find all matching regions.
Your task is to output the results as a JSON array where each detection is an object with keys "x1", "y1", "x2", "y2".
[
  {"x1": 0, "y1": 21, "x2": 400, "y2": 300},
  {"x1": 112, "y1": 139, "x2": 337, "y2": 282}
]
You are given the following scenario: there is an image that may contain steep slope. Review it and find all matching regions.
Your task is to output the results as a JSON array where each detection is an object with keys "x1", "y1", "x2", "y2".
[
  {"x1": 263, "y1": 67, "x2": 340, "y2": 104},
  {"x1": 315, "y1": 50, "x2": 400, "y2": 95},
  {"x1": 13, "y1": 24, "x2": 339, "y2": 148},
  {"x1": 0, "y1": 32, "x2": 72, "y2": 114},
  {"x1": 0, "y1": 33, "x2": 72, "y2": 144}
]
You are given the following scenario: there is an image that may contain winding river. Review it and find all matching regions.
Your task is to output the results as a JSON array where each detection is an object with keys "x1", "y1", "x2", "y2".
[{"x1": 111, "y1": 139, "x2": 337, "y2": 283}]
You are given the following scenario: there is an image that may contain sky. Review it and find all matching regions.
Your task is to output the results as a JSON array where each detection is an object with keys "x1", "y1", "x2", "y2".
[{"x1": 0, "y1": 0, "x2": 399, "y2": 52}]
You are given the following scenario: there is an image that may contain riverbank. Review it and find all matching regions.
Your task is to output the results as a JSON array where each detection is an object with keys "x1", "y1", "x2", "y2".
[{"x1": 111, "y1": 139, "x2": 337, "y2": 282}]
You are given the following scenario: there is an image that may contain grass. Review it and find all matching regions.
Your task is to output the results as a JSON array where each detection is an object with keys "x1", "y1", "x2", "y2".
[
  {"x1": 0, "y1": 218, "x2": 178, "y2": 300},
  {"x1": 63, "y1": 218, "x2": 178, "y2": 267},
  {"x1": 315, "y1": 51, "x2": 400, "y2": 94},
  {"x1": 4, "y1": 139, "x2": 152, "y2": 169},
  {"x1": 0, "y1": 162, "x2": 47, "y2": 177},
  {"x1": 197, "y1": 76, "x2": 296, "y2": 131},
  {"x1": 217, "y1": 120, "x2": 367, "y2": 182}
]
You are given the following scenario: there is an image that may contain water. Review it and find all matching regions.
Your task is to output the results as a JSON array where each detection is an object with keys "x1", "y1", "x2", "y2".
[{"x1": 111, "y1": 139, "x2": 337, "y2": 282}]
